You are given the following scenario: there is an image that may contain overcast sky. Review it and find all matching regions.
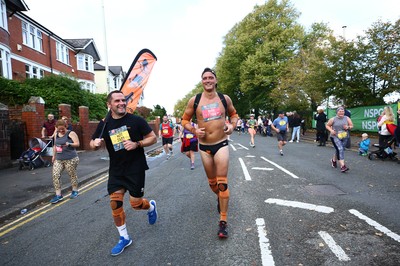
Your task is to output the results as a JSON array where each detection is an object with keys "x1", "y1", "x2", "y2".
[{"x1": 25, "y1": 0, "x2": 400, "y2": 113}]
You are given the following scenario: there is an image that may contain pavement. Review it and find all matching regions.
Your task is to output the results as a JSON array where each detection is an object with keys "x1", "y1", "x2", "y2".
[{"x1": 0, "y1": 131, "x2": 378, "y2": 225}]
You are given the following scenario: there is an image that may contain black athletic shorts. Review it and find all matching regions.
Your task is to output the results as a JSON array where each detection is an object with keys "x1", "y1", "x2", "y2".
[{"x1": 108, "y1": 171, "x2": 145, "y2": 197}]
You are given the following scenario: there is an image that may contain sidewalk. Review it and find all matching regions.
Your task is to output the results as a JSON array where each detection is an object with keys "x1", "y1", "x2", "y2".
[{"x1": 0, "y1": 132, "x2": 376, "y2": 224}]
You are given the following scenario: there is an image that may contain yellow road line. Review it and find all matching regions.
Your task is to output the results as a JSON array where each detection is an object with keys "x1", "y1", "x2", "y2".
[{"x1": 0, "y1": 175, "x2": 108, "y2": 237}]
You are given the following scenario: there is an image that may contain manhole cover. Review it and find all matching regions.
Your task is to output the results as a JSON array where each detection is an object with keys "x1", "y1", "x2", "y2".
[{"x1": 304, "y1": 184, "x2": 346, "y2": 196}]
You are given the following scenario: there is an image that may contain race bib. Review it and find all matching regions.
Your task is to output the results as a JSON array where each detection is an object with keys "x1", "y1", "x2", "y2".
[
  {"x1": 109, "y1": 125, "x2": 131, "y2": 151},
  {"x1": 186, "y1": 133, "x2": 194, "y2": 139},
  {"x1": 55, "y1": 145, "x2": 63, "y2": 154},
  {"x1": 337, "y1": 130, "x2": 348, "y2": 139},
  {"x1": 162, "y1": 129, "x2": 169, "y2": 134},
  {"x1": 201, "y1": 103, "x2": 222, "y2": 122}
]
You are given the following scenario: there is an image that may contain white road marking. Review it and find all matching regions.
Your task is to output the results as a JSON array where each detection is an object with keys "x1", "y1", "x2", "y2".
[
  {"x1": 318, "y1": 231, "x2": 351, "y2": 261},
  {"x1": 252, "y1": 167, "x2": 274, "y2": 171},
  {"x1": 237, "y1": 143, "x2": 249, "y2": 150},
  {"x1": 229, "y1": 143, "x2": 237, "y2": 151},
  {"x1": 256, "y1": 218, "x2": 275, "y2": 266},
  {"x1": 265, "y1": 198, "x2": 334, "y2": 214},
  {"x1": 260, "y1": 156, "x2": 299, "y2": 179},
  {"x1": 349, "y1": 209, "x2": 400, "y2": 243},
  {"x1": 246, "y1": 155, "x2": 256, "y2": 158},
  {"x1": 239, "y1": 157, "x2": 252, "y2": 181}
]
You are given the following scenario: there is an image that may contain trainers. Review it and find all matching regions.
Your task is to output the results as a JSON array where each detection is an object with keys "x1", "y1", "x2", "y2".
[
  {"x1": 111, "y1": 236, "x2": 132, "y2": 256},
  {"x1": 166, "y1": 154, "x2": 171, "y2": 160},
  {"x1": 190, "y1": 163, "x2": 194, "y2": 170},
  {"x1": 296, "y1": 140, "x2": 299, "y2": 143},
  {"x1": 280, "y1": 150, "x2": 284, "y2": 156},
  {"x1": 331, "y1": 159, "x2": 337, "y2": 168},
  {"x1": 148, "y1": 200, "x2": 158, "y2": 225},
  {"x1": 341, "y1": 165, "x2": 349, "y2": 173},
  {"x1": 289, "y1": 140, "x2": 293, "y2": 143},
  {"x1": 70, "y1": 190, "x2": 79, "y2": 199},
  {"x1": 218, "y1": 221, "x2": 228, "y2": 239},
  {"x1": 50, "y1": 195, "x2": 63, "y2": 204}
]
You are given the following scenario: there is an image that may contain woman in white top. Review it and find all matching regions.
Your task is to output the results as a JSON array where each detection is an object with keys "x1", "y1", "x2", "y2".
[{"x1": 377, "y1": 106, "x2": 395, "y2": 148}]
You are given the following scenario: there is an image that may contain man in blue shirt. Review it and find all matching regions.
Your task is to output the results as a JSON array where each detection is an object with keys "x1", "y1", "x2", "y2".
[{"x1": 271, "y1": 111, "x2": 289, "y2": 156}]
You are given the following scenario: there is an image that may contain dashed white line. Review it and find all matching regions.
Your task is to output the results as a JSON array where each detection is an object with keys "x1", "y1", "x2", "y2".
[
  {"x1": 252, "y1": 167, "x2": 274, "y2": 171},
  {"x1": 256, "y1": 218, "x2": 275, "y2": 266},
  {"x1": 265, "y1": 198, "x2": 334, "y2": 214},
  {"x1": 318, "y1": 231, "x2": 351, "y2": 261},
  {"x1": 349, "y1": 209, "x2": 400, "y2": 243},
  {"x1": 239, "y1": 157, "x2": 252, "y2": 181},
  {"x1": 237, "y1": 143, "x2": 249, "y2": 150},
  {"x1": 229, "y1": 143, "x2": 237, "y2": 151},
  {"x1": 260, "y1": 157, "x2": 299, "y2": 179}
]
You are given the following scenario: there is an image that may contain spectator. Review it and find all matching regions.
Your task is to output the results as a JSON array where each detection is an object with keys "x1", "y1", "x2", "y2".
[
  {"x1": 314, "y1": 106, "x2": 327, "y2": 146},
  {"x1": 358, "y1": 133, "x2": 370, "y2": 156},
  {"x1": 41, "y1": 113, "x2": 56, "y2": 139},
  {"x1": 62, "y1": 116, "x2": 73, "y2": 130}
]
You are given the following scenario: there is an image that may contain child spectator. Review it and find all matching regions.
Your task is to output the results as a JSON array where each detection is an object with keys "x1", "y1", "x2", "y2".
[{"x1": 358, "y1": 133, "x2": 370, "y2": 156}]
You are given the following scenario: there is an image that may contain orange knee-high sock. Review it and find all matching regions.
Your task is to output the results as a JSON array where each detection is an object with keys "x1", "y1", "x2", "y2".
[
  {"x1": 110, "y1": 193, "x2": 126, "y2": 226},
  {"x1": 217, "y1": 176, "x2": 230, "y2": 222},
  {"x1": 208, "y1": 177, "x2": 219, "y2": 194},
  {"x1": 130, "y1": 198, "x2": 150, "y2": 210}
]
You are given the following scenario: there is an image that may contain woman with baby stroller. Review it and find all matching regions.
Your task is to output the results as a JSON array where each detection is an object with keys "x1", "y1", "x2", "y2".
[{"x1": 369, "y1": 106, "x2": 398, "y2": 161}]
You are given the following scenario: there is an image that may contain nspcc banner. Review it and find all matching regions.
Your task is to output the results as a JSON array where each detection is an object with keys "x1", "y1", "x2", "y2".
[{"x1": 325, "y1": 104, "x2": 398, "y2": 132}]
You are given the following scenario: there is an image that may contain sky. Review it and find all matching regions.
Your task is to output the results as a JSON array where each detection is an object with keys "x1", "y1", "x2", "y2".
[{"x1": 24, "y1": 0, "x2": 400, "y2": 114}]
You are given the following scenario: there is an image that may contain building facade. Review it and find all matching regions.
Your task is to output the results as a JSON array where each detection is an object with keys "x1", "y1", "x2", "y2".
[{"x1": 1, "y1": 0, "x2": 100, "y2": 93}]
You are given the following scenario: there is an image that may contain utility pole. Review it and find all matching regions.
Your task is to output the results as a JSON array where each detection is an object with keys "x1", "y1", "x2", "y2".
[{"x1": 101, "y1": 0, "x2": 110, "y2": 93}]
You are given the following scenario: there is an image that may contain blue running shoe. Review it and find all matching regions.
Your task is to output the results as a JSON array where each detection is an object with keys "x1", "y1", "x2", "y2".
[
  {"x1": 50, "y1": 195, "x2": 63, "y2": 204},
  {"x1": 70, "y1": 190, "x2": 79, "y2": 199},
  {"x1": 111, "y1": 236, "x2": 132, "y2": 256},
  {"x1": 148, "y1": 200, "x2": 158, "y2": 225}
]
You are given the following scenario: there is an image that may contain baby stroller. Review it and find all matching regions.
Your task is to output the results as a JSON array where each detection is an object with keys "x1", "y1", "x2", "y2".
[
  {"x1": 368, "y1": 123, "x2": 398, "y2": 161},
  {"x1": 19, "y1": 138, "x2": 52, "y2": 170}
]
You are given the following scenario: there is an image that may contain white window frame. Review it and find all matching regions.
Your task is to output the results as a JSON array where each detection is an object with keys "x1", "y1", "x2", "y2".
[
  {"x1": 0, "y1": 46, "x2": 12, "y2": 79},
  {"x1": 0, "y1": 0, "x2": 7, "y2": 30},
  {"x1": 21, "y1": 21, "x2": 43, "y2": 52},
  {"x1": 56, "y1": 41, "x2": 70, "y2": 65},
  {"x1": 77, "y1": 54, "x2": 93, "y2": 72},
  {"x1": 25, "y1": 63, "x2": 44, "y2": 79}
]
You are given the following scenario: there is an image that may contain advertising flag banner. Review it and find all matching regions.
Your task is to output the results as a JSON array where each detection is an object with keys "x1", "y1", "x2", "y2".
[{"x1": 120, "y1": 48, "x2": 157, "y2": 113}]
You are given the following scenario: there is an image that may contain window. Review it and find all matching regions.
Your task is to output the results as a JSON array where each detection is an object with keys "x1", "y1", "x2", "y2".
[
  {"x1": 56, "y1": 41, "x2": 70, "y2": 65},
  {"x1": 0, "y1": 0, "x2": 7, "y2": 30},
  {"x1": 25, "y1": 64, "x2": 44, "y2": 79},
  {"x1": 0, "y1": 46, "x2": 11, "y2": 79},
  {"x1": 77, "y1": 54, "x2": 93, "y2": 72},
  {"x1": 21, "y1": 21, "x2": 43, "y2": 52}
]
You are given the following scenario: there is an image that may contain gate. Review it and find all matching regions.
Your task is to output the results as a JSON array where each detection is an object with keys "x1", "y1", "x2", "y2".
[{"x1": 9, "y1": 121, "x2": 26, "y2": 160}]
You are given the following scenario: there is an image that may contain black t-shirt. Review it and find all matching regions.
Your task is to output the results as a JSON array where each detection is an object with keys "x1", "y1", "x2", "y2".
[{"x1": 92, "y1": 113, "x2": 153, "y2": 175}]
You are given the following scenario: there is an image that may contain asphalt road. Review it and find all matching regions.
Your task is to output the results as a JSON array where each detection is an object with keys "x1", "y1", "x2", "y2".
[{"x1": 1, "y1": 133, "x2": 399, "y2": 265}]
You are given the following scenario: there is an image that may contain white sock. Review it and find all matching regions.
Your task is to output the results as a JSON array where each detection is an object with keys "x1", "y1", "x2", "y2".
[
  {"x1": 148, "y1": 203, "x2": 154, "y2": 212},
  {"x1": 116, "y1": 224, "x2": 129, "y2": 240}
]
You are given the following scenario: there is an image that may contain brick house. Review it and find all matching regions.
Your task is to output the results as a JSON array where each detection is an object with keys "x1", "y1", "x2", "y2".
[{"x1": 1, "y1": 0, "x2": 101, "y2": 91}]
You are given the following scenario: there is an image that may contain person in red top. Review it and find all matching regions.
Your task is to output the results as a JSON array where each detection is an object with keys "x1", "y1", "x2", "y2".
[
  {"x1": 41, "y1": 113, "x2": 56, "y2": 138},
  {"x1": 158, "y1": 115, "x2": 176, "y2": 159}
]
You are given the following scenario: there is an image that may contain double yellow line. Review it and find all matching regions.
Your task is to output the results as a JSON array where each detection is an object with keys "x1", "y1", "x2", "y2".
[{"x1": 0, "y1": 175, "x2": 108, "y2": 237}]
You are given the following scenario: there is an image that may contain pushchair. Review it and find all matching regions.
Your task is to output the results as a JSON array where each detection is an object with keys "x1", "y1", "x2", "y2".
[
  {"x1": 18, "y1": 138, "x2": 52, "y2": 170},
  {"x1": 368, "y1": 123, "x2": 398, "y2": 161}
]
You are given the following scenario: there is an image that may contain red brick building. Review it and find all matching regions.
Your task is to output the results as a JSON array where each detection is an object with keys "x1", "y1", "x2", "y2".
[{"x1": 1, "y1": 0, "x2": 101, "y2": 91}]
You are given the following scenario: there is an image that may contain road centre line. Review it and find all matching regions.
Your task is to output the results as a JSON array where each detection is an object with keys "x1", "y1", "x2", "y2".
[
  {"x1": 318, "y1": 231, "x2": 351, "y2": 261},
  {"x1": 0, "y1": 174, "x2": 108, "y2": 237},
  {"x1": 265, "y1": 198, "x2": 334, "y2": 214},
  {"x1": 260, "y1": 157, "x2": 299, "y2": 179},
  {"x1": 256, "y1": 218, "x2": 275, "y2": 266},
  {"x1": 252, "y1": 167, "x2": 274, "y2": 171},
  {"x1": 229, "y1": 143, "x2": 237, "y2": 151},
  {"x1": 239, "y1": 158, "x2": 252, "y2": 181},
  {"x1": 237, "y1": 143, "x2": 249, "y2": 150},
  {"x1": 349, "y1": 209, "x2": 400, "y2": 243}
]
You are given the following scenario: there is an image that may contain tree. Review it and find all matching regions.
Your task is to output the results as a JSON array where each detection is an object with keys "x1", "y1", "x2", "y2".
[
  {"x1": 216, "y1": 0, "x2": 304, "y2": 115},
  {"x1": 148, "y1": 104, "x2": 167, "y2": 121}
]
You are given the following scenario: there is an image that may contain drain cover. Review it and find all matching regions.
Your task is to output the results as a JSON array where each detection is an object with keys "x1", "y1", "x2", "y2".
[{"x1": 304, "y1": 184, "x2": 346, "y2": 196}]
